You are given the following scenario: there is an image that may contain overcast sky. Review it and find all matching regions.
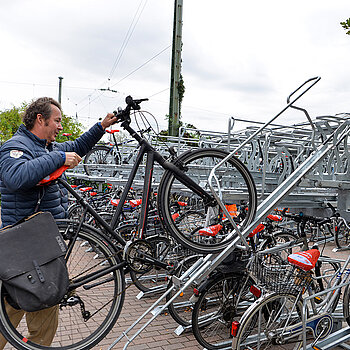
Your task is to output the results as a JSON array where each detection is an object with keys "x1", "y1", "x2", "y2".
[{"x1": 0, "y1": 0, "x2": 349, "y2": 133}]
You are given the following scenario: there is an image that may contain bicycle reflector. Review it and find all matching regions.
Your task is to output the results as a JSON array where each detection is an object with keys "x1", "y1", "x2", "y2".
[
  {"x1": 250, "y1": 285, "x2": 262, "y2": 298},
  {"x1": 231, "y1": 321, "x2": 240, "y2": 337}
]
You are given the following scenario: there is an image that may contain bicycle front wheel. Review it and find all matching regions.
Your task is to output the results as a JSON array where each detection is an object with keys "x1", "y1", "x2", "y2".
[
  {"x1": 158, "y1": 148, "x2": 257, "y2": 254},
  {"x1": 0, "y1": 220, "x2": 125, "y2": 350},
  {"x1": 83, "y1": 145, "x2": 120, "y2": 177}
]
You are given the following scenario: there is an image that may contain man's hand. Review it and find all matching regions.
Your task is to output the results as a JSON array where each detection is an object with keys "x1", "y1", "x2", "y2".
[
  {"x1": 64, "y1": 152, "x2": 82, "y2": 169},
  {"x1": 101, "y1": 113, "x2": 118, "y2": 130}
]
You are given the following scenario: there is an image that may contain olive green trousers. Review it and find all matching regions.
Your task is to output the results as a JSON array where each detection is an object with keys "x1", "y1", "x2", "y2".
[{"x1": 0, "y1": 301, "x2": 59, "y2": 349}]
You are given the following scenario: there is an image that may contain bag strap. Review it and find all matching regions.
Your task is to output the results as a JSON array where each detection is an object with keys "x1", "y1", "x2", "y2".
[{"x1": 34, "y1": 186, "x2": 45, "y2": 213}]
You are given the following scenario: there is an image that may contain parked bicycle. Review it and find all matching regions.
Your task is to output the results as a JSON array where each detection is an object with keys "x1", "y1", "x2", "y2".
[{"x1": 232, "y1": 246, "x2": 347, "y2": 349}]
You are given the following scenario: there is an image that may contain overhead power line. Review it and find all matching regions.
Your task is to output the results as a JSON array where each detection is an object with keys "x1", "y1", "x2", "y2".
[
  {"x1": 110, "y1": 45, "x2": 171, "y2": 88},
  {"x1": 108, "y1": 0, "x2": 148, "y2": 80}
]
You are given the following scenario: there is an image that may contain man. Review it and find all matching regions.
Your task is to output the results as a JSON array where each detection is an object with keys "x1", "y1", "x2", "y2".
[{"x1": 0, "y1": 97, "x2": 117, "y2": 347}]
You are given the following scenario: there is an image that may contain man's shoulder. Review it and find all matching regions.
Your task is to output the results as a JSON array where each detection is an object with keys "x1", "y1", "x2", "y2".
[{"x1": 1, "y1": 133, "x2": 33, "y2": 151}]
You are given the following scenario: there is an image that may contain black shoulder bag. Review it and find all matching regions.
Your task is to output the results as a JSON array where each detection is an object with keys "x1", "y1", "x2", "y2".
[{"x1": 0, "y1": 211, "x2": 69, "y2": 312}]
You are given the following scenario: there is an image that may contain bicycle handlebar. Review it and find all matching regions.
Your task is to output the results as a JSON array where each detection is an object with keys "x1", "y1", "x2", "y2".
[
  {"x1": 113, "y1": 95, "x2": 149, "y2": 123},
  {"x1": 282, "y1": 203, "x2": 337, "y2": 225}
]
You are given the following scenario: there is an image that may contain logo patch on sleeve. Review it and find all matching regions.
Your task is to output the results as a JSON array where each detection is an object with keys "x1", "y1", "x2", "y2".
[{"x1": 10, "y1": 150, "x2": 24, "y2": 158}]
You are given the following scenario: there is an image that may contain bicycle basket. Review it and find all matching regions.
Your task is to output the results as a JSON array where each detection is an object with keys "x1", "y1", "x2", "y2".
[{"x1": 253, "y1": 258, "x2": 313, "y2": 295}]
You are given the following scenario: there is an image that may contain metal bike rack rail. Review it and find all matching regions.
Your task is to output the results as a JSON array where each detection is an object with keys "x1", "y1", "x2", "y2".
[{"x1": 106, "y1": 77, "x2": 350, "y2": 349}]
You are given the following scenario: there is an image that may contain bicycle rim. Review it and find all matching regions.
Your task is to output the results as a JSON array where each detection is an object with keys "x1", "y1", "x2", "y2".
[
  {"x1": 158, "y1": 148, "x2": 257, "y2": 254},
  {"x1": 0, "y1": 221, "x2": 125, "y2": 350}
]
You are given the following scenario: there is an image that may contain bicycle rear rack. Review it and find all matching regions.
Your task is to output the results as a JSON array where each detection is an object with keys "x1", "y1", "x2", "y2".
[{"x1": 107, "y1": 77, "x2": 350, "y2": 350}]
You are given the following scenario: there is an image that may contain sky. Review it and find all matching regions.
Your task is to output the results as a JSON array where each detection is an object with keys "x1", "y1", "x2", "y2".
[{"x1": 0, "y1": 0, "x2": 349, "y2": 134}]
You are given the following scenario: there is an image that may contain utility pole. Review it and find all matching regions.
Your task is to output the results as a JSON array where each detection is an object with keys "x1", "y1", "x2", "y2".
[
  {"x1": 168, "y1": 0, "x2": 183, "y2": 136},
  {"x1": 58, "y1": 76, "x2": 63, "y2": 104}
]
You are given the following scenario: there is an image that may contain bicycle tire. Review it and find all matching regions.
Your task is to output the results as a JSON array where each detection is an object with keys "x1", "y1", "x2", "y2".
[
  {"x1": 157, "y1": 148, "x2": 257, "y2": 254},
  {"x1": 166, "y1": 254, "x2": 202, "y2": 327},
  {"x1": 334, "y1": 219, "x2": 350, "y2": 250},
  {"x1": 233, "y1": 292, "x2": 309, "y2": 350},
  {"x1": 343, "y1": 284, "x2": 350, "y2": 327},
  {"x1": 191, "y1": 272, "x2": 255, "y2": 350},
  {"x1": 83, "y1": 145, "x2": 120, "y2": 177},
  {"x1": 259, "y1": 229, "x2": 300, "y2": 261},
  {"x1": 0, "y1": 220, "x2": 125, "y2": 350}
]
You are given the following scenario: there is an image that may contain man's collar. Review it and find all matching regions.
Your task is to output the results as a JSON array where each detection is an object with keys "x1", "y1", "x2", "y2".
[{"x1": 19, "y1": 124, "x2": 48, "y2": 147}]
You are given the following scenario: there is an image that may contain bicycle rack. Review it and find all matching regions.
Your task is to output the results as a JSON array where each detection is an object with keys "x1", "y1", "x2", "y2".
[
  {"x1": 105, "y1": 77, "x2": 350, "y2": 349},
  {"x1": 306, "y1": 326, "x2": 350, "y2": 350}
]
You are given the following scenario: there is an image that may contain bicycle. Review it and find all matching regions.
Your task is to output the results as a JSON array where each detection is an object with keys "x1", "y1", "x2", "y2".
[
  {"x1": 232, "y1": 246, "x2": 347, "y2": 349},
  {"x1": 0, "y1": 95, "x2": 257, "y2": 350}
]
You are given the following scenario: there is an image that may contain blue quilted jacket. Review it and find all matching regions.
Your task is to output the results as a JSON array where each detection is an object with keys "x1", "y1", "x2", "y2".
[{"x1": 0, "y1": 123, "x2": 105, "y2": 227}]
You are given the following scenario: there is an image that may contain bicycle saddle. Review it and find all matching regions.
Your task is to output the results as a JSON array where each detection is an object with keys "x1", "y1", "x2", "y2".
[{"x1": 287, "y1": 249, "x2": 320, "y2": 271}]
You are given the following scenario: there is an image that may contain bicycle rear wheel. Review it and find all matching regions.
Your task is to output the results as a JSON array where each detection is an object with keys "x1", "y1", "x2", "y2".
[
  {"x1": 192, "y1": 272, "x2": 254, "y2": 350},
  {"x1": 83, "y1": 145, "x2": 120, "y2": 177},
  {"x1": 157, "y1": 148, "x2": 257, "y2": 254},
  {"x1": 233, "y1": 293, "x2": 310, "y2": 350},
  {"x1": 0, "y1": 220, "x2": 125, "y2": 350}
]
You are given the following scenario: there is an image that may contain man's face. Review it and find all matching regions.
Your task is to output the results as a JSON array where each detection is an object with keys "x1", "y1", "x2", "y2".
[{"x1": 42, "y1": 104, "x2": 63, "y2": 144}]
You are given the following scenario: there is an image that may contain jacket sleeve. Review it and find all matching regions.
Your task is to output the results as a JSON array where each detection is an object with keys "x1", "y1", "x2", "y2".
[
  {"x1": 56, "y1": 123, "x2": 105, "y2": 156},
  {"x1": 0, "y1": 147, "x2": 65, "y2": 191}
]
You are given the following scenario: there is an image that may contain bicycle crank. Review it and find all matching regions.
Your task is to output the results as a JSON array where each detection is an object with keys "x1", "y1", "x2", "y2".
[{"x1": 124, "y1": 239, "x2": 155, "y2": 273}]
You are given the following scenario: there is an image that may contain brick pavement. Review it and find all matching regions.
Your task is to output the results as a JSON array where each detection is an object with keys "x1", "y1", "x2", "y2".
[{"x1": 91, "y1": 283, "x2": 202, "y2": 350}]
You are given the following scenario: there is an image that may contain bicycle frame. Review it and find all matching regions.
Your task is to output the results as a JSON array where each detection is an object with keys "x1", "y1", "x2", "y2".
[
  {"x1": 57, "y1": 117, "x2": 218, "y2": 277},
  {"x1": 107, "y1": 119, "x2": 216, "y2": 235}
]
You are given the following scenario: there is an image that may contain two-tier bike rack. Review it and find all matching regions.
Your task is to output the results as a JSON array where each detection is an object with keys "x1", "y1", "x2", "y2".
[{"x1": 107, "y1": 77, "x2": 350, "y2": 350}]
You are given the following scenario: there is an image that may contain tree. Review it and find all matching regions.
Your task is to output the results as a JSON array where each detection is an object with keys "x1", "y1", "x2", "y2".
[
  {"x1": 0, "y1": 104, "x2": 25, "y2": 144},
  {"x1": 341, "y1": 18, "x2": 350, "y2": 35}
]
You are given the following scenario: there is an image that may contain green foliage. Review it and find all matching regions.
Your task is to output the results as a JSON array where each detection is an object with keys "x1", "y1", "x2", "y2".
[
  {"x1": 0, "y1": 103, "x2": 83, "y2": 144},
  {"x1": 178, "y1": 74, "x2": 185, "y2": 107},
  {"x1": 341, "y1": 18, "x2": 350, "y2": 35},
  {"x1": 55, "y1": 115, "x2": 84, "y2": 142},
  {"x1": 161, "y1": 116, "x2": 199, "y2": 142},
  {"x1": 0, "y1": 103, "x2": 26, "y2": 144}
]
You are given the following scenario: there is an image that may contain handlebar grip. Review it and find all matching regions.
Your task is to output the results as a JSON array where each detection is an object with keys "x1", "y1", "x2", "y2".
[{"x1": 37, "y1": 165, "x2": 69, "y2": 186}]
